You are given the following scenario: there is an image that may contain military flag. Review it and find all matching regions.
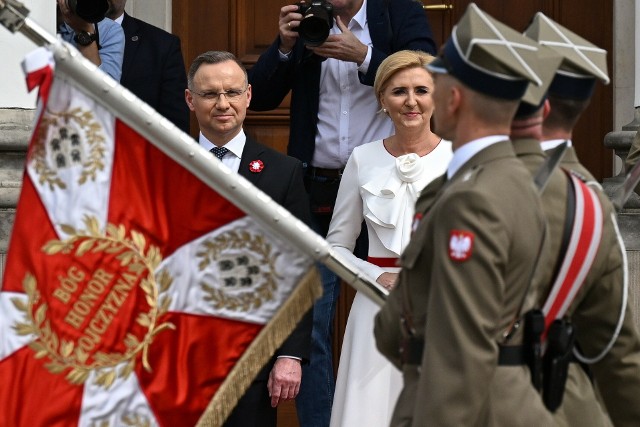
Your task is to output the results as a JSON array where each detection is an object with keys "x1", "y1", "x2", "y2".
[{"x1": 0, "y1": 46, "x2": 321, "y2": 427}]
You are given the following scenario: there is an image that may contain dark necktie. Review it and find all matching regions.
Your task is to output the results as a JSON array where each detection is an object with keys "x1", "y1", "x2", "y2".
[{"x1": 210, "y1": 146, "x2": 229, "y2": 160}]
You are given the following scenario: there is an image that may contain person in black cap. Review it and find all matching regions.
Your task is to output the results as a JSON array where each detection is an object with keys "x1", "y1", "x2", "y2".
[
  {"x1": 523, "y1": 13, "x2": 640, "y2": 427},
  {"x1": 374, "y1": 4, "x2": 554, "y2": 425}
]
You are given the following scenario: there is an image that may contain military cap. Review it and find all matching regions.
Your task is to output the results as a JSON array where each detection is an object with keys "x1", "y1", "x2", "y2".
[
  {"x1": 524, "y1": 12, "x2": 609, "y2": 100},
  {"x1": 428, "y1": 3, "x2": 542, "y2": 100},
  {"x1": 515, "y1": 45, "x2": 563, "y2": 118}
]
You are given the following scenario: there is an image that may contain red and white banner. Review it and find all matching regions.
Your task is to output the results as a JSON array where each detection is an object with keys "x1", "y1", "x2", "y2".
[{"x1": 0, "y1": 47, "x2": 318, "y2": 427}]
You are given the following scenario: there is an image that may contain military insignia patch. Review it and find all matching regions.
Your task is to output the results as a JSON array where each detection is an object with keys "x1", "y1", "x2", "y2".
[{"x1": 449, "y1": 230, "x2": 474, "y2": 261}]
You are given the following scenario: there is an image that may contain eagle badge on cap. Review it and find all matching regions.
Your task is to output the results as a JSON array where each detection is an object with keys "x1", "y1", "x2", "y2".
[{"x1": 449, "y1": 230, "x2": 474, "y2": 262}]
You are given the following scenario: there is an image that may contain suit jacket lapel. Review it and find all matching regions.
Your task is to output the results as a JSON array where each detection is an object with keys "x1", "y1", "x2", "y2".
[{"x1": 121, "y1": 13, "x2": 140, "y2": 81}]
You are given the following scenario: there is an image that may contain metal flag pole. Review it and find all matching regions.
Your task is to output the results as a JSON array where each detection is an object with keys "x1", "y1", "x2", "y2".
[{"x1": 0, "y1": 0, "x2": 389, "y2": 306}]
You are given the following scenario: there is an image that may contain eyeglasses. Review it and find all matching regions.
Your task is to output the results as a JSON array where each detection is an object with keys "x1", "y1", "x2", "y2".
[{"x1": 190, "y1": 86, "x2": 248, "y2": 103}]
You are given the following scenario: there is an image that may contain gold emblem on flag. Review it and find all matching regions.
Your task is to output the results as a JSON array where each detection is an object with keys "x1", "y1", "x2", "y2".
[
  {"x1": 31, "y1": 107, "x2": 107, "y2": 190},
  {"x1": 198, "y1": 229, "x2": 279, "y2": 311},
  {"x1": 11, "y1": 216, "x2": 175, "y2": 389},
  {"x1": 90, "y1": 412, "x2": 152, "y2": 427}
]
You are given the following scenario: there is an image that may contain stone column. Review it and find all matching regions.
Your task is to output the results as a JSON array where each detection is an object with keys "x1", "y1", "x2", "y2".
[
  {"x1": 0, "y1": 109, "x2": 31, "y2": 275},
  {"x1": 602, "y1": 0, "x2": 640, "y2": 328}
]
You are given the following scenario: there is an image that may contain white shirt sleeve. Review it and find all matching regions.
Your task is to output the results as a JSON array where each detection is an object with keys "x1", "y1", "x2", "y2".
[{"x1": 326, "y1": 150, "x2": 385, "y2": 282}]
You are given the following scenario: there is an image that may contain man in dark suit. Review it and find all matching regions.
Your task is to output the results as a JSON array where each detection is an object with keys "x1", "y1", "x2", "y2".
[
  {"x1": 185, "y1": 50, "x2": 312, "y2": 427},
  {"x1": 106, "y1": 0, "x2": 190, "y2": 133},
  {"x1": 248, "y1": 2, "x2": 436, "y2": 423}
]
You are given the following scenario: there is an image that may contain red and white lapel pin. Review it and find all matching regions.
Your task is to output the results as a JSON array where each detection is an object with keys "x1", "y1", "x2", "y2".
[{"x1": 249, "y1": 159, "x2": 264, "y2": 173}]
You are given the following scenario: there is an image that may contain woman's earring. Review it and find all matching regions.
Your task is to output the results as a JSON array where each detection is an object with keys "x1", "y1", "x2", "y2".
[{"x1": 382, "y1": 108, "x2": 387, "y2": 113}]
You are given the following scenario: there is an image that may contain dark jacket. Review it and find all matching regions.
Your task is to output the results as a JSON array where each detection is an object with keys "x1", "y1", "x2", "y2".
[
  {"x1": 121, "y1": 13, "x2": 190, "y2": 133},
  {"x1": 239, "y1": 135, "x2": 313, "y2": 365}
]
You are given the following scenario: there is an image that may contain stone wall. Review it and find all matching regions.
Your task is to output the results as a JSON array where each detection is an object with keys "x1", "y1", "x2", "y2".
[{"x1": 0, "y1": 108, "x2": 31, "y2": 257}]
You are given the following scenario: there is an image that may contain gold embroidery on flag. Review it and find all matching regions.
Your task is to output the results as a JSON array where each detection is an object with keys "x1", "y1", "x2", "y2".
[
  {"x1": 31, "y1": 107, "x2": 107, "y2": 190},
  {"x1": 11, "y1": 216, "x2": 175, "y2": 389},
  {"x1": 198, "y1": 230, "x2": 278, "y2": 311},
  {"x1": 89, "y1": 412, "x2": 152, "y2": 427}
]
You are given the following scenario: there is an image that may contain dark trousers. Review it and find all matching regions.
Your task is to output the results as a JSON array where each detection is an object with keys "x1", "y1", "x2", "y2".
[{"x1": 223, "y1": 364, "x2": 276, "y2": 427}]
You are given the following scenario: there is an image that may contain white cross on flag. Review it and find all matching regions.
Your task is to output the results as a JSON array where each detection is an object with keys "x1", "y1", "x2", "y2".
[{"x1": 0, "y1": 47, "x2": 320, "y2": 426}]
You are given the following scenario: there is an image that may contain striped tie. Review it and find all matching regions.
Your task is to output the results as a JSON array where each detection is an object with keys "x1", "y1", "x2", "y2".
[{"x1": 210, "y1": 146, "x2": 229, "y2": 160}]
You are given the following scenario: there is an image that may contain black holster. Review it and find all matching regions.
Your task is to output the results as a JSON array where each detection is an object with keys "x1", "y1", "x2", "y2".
[
  {"x1": 524, "y1": 309, "x2": 545, "y2": 391},
  {"x1": 399, "y1": 315, "x2": 423, "y2": 365},
  {"x1": 542, "y1": 319, "x2": 575, "y2": 412},
  {"x1": 399, "y1": 335, "x2": 424, "y2": 366}
]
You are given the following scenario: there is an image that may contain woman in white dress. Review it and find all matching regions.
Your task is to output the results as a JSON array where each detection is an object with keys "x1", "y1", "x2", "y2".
[{"x1": 327, "y1": 50, "x2": 452, "y2": 427}]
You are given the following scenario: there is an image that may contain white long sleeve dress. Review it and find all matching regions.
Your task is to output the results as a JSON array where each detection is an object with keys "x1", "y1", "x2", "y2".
[{"x1": 327, "y1": 139, "x2": 452, "y2": 427}]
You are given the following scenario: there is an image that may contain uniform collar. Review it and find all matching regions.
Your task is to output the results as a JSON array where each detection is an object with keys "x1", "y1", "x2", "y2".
[{"x1": 447, "y1": 135, "x2": 508, "y2": 179}]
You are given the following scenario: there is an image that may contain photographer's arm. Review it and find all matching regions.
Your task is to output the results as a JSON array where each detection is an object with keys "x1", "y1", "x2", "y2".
[
  {"x1": 248, "y1": 5, "x2": 301, "y2": 111},
  {"x1": 358, "y1": 0, "x2": 437, "y2": 86},
  {"x1": 57, "y1": 0, "x2": 100, "y2": 66},
  {"x1": 56, "y1": 0, "x2": 124, "y2": 81}
]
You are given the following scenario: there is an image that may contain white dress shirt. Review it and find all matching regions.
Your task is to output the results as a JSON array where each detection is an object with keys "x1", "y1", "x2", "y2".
[
  {"x1": 313, "y1": 0, "x2": 394, "y2": 169},
  {"x1": 541, "y1": 138, "x2": 572, "y2": 151},
  {"x1": 198, "y1": 130, "x2": 246, "y2": 173}
]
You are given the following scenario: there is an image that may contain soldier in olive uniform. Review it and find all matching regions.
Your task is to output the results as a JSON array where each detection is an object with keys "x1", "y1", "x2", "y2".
[
  {"x1": 524, "y1": 14, "x2": 608, "y2": 182},
  {"x1": 374, "y1": 4, "x2": 555, "y2": 426},
  {"x1": 521, "y1": 14, "x2": 640, "y2": 427}
]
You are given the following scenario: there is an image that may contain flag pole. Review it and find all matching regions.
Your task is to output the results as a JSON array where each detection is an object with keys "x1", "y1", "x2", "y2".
[{"x1": 0, "y1": 0, "x2": 388, "y2": 307}]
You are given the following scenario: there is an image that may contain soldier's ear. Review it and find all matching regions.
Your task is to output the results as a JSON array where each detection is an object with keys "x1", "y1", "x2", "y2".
[{"x1": 542, "y1": 98, "x2": 551, "y2": 120}]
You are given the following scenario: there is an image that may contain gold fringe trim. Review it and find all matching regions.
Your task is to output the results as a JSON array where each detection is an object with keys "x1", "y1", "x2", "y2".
[{"x1": 196, "y1": 267, "x2": 323, "y2": 427}]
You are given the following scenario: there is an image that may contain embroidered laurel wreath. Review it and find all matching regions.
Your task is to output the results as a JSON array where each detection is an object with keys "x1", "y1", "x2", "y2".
[
  {"x1": 197, "y1": 230, "x2": 281, "y2": 312},
  {"x1": 11, "y1": 216, "x2": 174, "y2": 389},
  {"x1": 32, "y1": 107, "x2": 107, "y2": 190}
]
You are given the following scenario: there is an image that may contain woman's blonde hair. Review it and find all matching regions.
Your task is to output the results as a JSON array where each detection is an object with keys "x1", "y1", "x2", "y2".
[{"x1": 373, "y1": 50, "x2": 436, "y2": 106}]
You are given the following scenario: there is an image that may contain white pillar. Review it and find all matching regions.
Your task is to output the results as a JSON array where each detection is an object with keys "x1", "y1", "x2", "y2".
[
  {"x1": 126, "y1": 0, "x2": 172, "y2": 32},
  {"x1": 636, "y1": 0, "x2": 640, "y2": 107},
  {"x1": 0, "y1": 0, "x2": 55, "y2": 109}
]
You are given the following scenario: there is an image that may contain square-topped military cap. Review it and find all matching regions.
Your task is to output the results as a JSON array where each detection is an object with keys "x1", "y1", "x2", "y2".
[
  {"x1": 427, "y1": 3, "x2": 542, "y2": 100},
  {"x1": 524, "y1": 12, "x2": 609, "y2": 100},
  {"x1": 515, "y1": 45, "x2": 564, "y2": 118}
]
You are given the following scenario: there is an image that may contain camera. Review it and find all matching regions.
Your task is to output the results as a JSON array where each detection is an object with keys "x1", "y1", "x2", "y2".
[
  {"x1": 66, "y1": 0, "x2": 109, "y2": 23},
  {"x1": 295, "y1": 1, "x2": 334, "y2": 47}
]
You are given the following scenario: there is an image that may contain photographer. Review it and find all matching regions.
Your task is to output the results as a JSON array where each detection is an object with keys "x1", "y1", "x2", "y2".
[
  {"x1": 248, "y1": 0, "x2": 436, "y2": 425},
  {"x1": 56, "y1": 0, "x2": 124, "y2": 81}
]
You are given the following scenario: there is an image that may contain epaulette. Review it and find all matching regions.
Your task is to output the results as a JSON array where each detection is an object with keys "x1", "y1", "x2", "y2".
[{"x1": 568, "y1": 169, "x2": 603, "y2": 191}]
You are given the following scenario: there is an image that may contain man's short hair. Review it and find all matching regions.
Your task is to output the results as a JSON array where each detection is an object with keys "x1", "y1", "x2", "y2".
[
  {"x1": 544, "y1": 95, "x2": 591, "y2": 133},
  {"x1": 187, "y1": 51, "x2": 248, "y2": 89}
]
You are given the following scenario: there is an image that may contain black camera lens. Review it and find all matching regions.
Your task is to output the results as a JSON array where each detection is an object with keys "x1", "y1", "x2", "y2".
[
  {"x1": 67, "y1": 0, "x2": 109, "y2": 23},
  {"x1": 299, "y1": 15, "x2": 330, "y2": 47},
  {"x1": 295, "y1": 1, "x2": 334, "y2": 47}
]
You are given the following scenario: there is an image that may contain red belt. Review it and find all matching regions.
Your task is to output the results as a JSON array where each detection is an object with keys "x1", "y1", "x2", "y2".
[{"x1": 368, "y1": 257, "x2": 399, "y2": 268}]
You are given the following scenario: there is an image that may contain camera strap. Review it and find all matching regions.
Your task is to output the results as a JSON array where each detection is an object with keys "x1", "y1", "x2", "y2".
[{"x1": 93, "y1": 23, "x2": 101, "y2": 50}]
